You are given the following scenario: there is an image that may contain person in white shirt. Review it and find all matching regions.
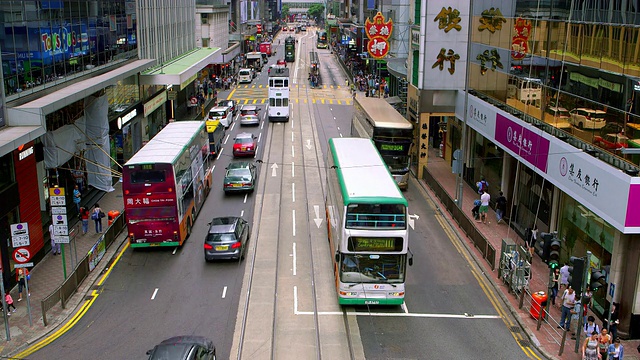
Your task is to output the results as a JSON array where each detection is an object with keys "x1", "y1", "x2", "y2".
[
  {"x1": 479, "y1": 190, "x2": 491, "y2": 224},
  {"x1": 559, "y1": 263, "x2": 570, "y2": 289},
  {"x1": 559, "y1": 287, "x2": 577, "y2": 330},
  {"x1": 49, "y1": 223, "x2": 60, "y2": 255}
]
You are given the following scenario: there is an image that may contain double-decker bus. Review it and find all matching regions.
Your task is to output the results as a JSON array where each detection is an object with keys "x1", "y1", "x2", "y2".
[
  {"x1": 285, "y1": 36, "x2": 296, "y2": 62},
  {"x1": 325, "y1": 138, "x2": 412, "y2": 305},
  {"x1": 351, "y1": 96, "x2": 414, "y2": 190},
  {"x1": 317, "y1": 30, "x2": 328, "y2": 49},
  {"x1": 123, "y1": 121, "x2": 213, "y2": 248},
  {"x1": 309, "y1": 51, "x2": 320, "y2": 88},
  {"x1": 268, "y1": 67, "x2": 290, "y2": 122}
]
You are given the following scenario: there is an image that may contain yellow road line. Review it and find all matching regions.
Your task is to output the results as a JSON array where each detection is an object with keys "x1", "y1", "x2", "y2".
[
  {"x1": 227, "y1": 88, "x2": 237, "y2": 100},
  {"x1": 14, "y1": 242, "x2": 131, "y2": 358}
]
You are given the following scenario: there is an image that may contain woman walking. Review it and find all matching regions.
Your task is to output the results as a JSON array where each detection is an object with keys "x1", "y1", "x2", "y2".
[
  {"x1": 80, "y1": 207, "x2": 90, "y2": 235},
  {"x1": 551, "y1": 268, "x2": 560, "y2": 306},
  {"x1": 5, "y1": 293, "x2": 16, "y2": 314},
  {"x1": 16, "y1": 268, "x2": 29, "y2": 301},
  {"x1": 92, "y1": 203, "x2": 104, "y2": 234},
  {"x1": 582, "y1": 330, "x2": 601, "y2": 360}
]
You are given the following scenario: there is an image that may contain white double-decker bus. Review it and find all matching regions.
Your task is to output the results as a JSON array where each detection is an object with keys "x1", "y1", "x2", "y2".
[
  {"x1": 268, "y1": 67, "x2": 290, "y2": 122},
  {"x1": 325, "y1": 137, "x2": 412, "y2": 306}
]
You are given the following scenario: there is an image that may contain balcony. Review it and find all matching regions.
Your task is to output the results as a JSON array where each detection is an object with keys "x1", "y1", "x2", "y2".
[{"x1": 196, "y1": 0, "x2": 228, "y2": 6}]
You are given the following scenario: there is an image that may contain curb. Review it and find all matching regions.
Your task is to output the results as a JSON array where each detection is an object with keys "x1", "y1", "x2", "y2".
[
  {"x1": 411, "y1": 174, "x2": 556, "y2": 360},
  {"x1": 6, "y1": 232, "x2": 129, "y2": 358}
]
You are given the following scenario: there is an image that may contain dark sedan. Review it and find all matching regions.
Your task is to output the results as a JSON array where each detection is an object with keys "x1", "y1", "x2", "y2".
[
  {"x1": 147, "y1": 336, "x2": 216, "y2": 360},
  {"x1": 223, "y1": 161, "x2": 257, "y2": 193},
  {"x1": 204, "y1": 217, "x2": 250, "y2": 261}
]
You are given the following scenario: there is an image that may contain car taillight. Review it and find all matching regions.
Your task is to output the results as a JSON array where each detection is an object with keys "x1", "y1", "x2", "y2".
[
  {"x1": 585, "y1": 115, "x2": 591, "y2": 120},
  {"x1": 224, "y1": 183, "x2": 232, "y2": 188},
  {"x1": 174, "y1": 231, "x2": 178, "y2": 240},
  {"x1": 204, "y1": 243, "x2": 213, "y2": 250},
  {"x1": 231, "y1": 242, "x2": 242, "y2": 249},
  {"x1": 242, "y1": 182, "x2": 252, "y2": 186}
]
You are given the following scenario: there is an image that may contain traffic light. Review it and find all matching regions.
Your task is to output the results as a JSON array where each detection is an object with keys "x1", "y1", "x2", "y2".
[
  {"x1": 568, "y1": 256, "x2": 585, "y2": 296},
  {"x1": 548, "y1": 237, "x2": 561, "y2": 269},
  {"x1": 539, "y1": 232, "x2": 553, "y2": 262},
  {"x1": 590, "y1": 268, "x2": 607, "y2": 291}
]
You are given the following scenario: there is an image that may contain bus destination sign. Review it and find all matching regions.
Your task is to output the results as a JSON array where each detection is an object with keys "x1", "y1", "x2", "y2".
[
  {"x1": 349, "y1": 237, "x2": 401, "y2": 252},
  {"x1": 379, "y1": 144, "x2": 405, "y2": 152}
]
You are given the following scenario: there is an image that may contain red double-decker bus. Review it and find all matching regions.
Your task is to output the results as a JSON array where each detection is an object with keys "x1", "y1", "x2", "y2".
[{"x1": 123, "y1": 121, "x2": 213, "y2": 248}]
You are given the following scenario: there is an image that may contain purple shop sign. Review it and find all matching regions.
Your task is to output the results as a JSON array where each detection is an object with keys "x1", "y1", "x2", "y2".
[
  {"x1": 625, "y1": 183, "x2": 640, "y2": 228},
  {"x1": 494, "y1": 114, "x2": 550, "y2": 172}
]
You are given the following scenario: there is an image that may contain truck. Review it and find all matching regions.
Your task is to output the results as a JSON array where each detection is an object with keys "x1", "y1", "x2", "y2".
[
  {"x1": 259, "y1": 42, "x2": 272, "y2": 57},
  {"x1": 246, "y1": 52, "x2": 263, "y2": 70}
]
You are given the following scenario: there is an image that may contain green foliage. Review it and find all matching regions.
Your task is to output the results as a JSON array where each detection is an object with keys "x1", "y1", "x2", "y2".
[
  {"x1": 282, "y1": 5, "x2": 290, "y2": 20},
  {"x1": 307, "y1": 3, "x2": 324, "y2": 19}
]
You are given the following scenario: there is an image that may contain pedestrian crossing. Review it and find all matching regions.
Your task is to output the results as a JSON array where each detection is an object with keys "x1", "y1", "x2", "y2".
[
  {"x1": 233, "y1": 97, "x2": 354, "y2": 105},
  {"x1": 233, "y1": 84, "x2": 347, "y2": 90}
]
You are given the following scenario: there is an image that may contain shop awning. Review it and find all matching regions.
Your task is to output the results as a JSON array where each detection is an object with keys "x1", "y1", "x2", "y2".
[
  {"x1": 211, "y1": 42, "x2": 241, "y2": 64},
  {"x1": 4, "y1": 59, "x2": 155, "y2": 157},
  {"x1": 140, "y1": 47, "x2": 221, "y2": 89},
  {"x1": 387, "y1": 57, "x2": 408, "y2": 78}
]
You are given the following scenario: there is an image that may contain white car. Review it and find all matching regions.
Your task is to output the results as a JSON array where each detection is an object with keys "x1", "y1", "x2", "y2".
[
  {"x1": 208, "y1": 106, "x2": 233, "y2": 128},
  {"x1": 570, "y1": 108, "x2": 607, "y2": 130},
  {"x1": 238, "y1": 68, "x2": 253, "y2": 83},
  {"x1": 239, "y1": 105, "x2": 261, "y2": 126},
  {"x1": 545, "y1": 106, "x2": 572, "y2": 131}
]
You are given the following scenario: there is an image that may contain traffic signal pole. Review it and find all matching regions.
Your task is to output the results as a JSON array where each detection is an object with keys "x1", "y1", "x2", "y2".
[{"x1": 574, "y1": 251, "x2": 592, "y2": 353}]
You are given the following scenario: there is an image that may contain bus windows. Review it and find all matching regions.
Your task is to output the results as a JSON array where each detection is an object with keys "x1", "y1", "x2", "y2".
[
  {"x1": 345, "y1": 203, "x2": 406, "y2": 229},
  {"x1": 130, "y1": 169, "x2": 166, "y2": 184}
]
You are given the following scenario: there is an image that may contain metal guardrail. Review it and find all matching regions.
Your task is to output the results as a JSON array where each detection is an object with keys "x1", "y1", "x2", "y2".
[
  {"x1": 421, "y1": 166, "x2": 496, "y2": 270},
  {"x1": 41, "y1": 213, "x2": 126, "y2": 326}
]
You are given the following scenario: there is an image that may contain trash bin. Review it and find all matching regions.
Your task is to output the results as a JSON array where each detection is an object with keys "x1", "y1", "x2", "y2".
[
  {"x1": 108, "y1": 210, "x2": 120, "y2": 226},
  {"x1": 530, "y1": 291, "x2": 548, "y2": 320}
]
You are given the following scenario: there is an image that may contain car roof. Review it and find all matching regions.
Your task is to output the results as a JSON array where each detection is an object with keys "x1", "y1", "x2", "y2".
[
  {"x1": 548, "y1": 106, "x2": 568, "y2": 111},
  {"x1": 208, "y1": 217, "x2": 241, "y2": 233},
  {"x1": 574, "y1": 108, "x2": 606, "y2": 113},
  {"x1": 149, "y1": 336, "x2": 213, "y2": 359},
  {"x1": 236, "y1": 132, "x2": 254, "y2": 139},
  {"x1": 227, "y1": 161, "x2": 253, "y2": 169},
  {"x1": 210, "y1": 106, "x2": 229, "y2": 112},
  {"x1": 242, "y1": 105, "x2": 258, "y2": 111},
  {"x1": 158, "y1": 336, "x2": 212, "y2": 347},
  {"x1": 218, "y1": 100, "x2": 234, "y2": 104}
]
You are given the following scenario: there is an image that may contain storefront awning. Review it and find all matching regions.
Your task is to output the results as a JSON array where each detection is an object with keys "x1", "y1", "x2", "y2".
[
  {"x1": 387, "y1": 57, "x2": 408, "y2": 78},
  {"x1": 140, "y1": 47, "x2": 221, "y2": 89},
  {"x1": 211, "y1": 42, "x2": 241, "y2": 64},
  {"x1": 4, "y1": 59, "x2": 155, "y2": 157}
]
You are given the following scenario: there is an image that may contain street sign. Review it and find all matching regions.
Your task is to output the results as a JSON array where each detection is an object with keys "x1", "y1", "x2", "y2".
[
  {"x1": 53, "y1": 225, "x2": 68, "y2": 236},
  {"x1": 52, "y1": 214, "x2": 68, "y2": 226},
  {"x1": 14, "y1": 262, "x2": 33, "y2": 269},
  {"x1": 51, "y1": 206, "x2": 67, "y2": 215},
  {"x1": 12, "y1": 248, "x2": 31, "y2": 263},
  {"x1": 50, "y1": 195, "x2": 66, "y2": 206},
  {"x1": 54, "y1": 235, "x2": 70, "y2": 244},
  {"x1": 49, "y1": 187, "x2": 65, "y2": 196},
  {"x1": 10, "y1": 223, "x2": 30, "y2": 248}
]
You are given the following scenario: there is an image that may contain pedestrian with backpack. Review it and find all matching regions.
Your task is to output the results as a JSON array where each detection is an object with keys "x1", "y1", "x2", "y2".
[{"x1": 476, "y1": 176, "x2": 489, "y2": 195}]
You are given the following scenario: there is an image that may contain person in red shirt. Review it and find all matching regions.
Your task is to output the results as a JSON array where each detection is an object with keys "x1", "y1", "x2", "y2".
[{"x1": 80, "y1": 207, "x2": 90, "y2": 235}]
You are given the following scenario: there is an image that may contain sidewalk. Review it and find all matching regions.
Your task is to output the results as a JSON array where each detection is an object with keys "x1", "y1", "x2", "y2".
[{"x1": 417, "y1": 147, "x2": 640, "y2": 359}]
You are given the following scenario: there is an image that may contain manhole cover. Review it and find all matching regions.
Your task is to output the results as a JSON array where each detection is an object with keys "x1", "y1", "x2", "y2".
[
  {"x1": 518, "y1": 339, "x2": 530, "y2": 347},
  {"x1": 510, "y1": 326, "x2": 521, "y2": 333}
]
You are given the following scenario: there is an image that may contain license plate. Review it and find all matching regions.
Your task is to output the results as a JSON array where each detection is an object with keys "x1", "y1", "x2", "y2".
[
  {"x1": 232, "y1": 184, "x2": 242, "y2": 187},
  {"x1": 215, "y1": 245, "x2": 229, "y2": 251},
  {"x1": 241, "y1": 147, "x2": 246, "y2": 151}
]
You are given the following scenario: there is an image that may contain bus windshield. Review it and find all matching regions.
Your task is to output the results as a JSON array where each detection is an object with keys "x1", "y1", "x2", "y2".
[
  {"x1": 340, "y1": 254, "x2": 406, "y2": 283},
  {"x1": 130, "y1": 170, "x2": 166, "y2": 184},
  {"x1": 345, "y1": 203, "x2": 406, "y2": 229}
]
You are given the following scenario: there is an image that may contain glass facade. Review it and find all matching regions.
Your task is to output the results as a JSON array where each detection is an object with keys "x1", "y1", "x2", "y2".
[{"x1": 1, "y1": 0, "x2": 137, "y2": 100}]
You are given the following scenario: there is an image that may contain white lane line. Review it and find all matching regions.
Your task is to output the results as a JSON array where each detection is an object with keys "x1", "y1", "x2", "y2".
[
  {"x1": 261, "y1": 121, "x2": 265, "y2": 130},
  {"x1": 402, "y1": 302, "x2": 409, "y2": 314},
  {"x1": 224, "y1": 134, "x2": 230, "y2": 144},
  {"x1": 151, "y1": 288, "x2": 159, "y2": 300},
  {"x1": 292, "y1": 242, "x2": 297, "y2": 276},
  {"x1": 292, "y1": 145, "x2": 295, "y2": 158},
  {"x1": 230, "y1": 122, "x2": 236, "y2": 131},
  {"x1": 292, "y1": 209, "x2": 296, "y2": 237},
  {"x1": 258, "y1": 132, "x2": 262, "y2": 143},
  {"x1": 291, "y1": 131, "x2": 294, "y2": 143},
  {"x1": 212, "y1": 165, "x2": 216, "y2": 172},
  {"x1": 292, "y1": 162, "x2": 295, "y2": 177},
  {"x1": 292, "y1": 183, "x2": 295, "y2": 202},
  {"x1": 339, "y1": 133, "x2": 343, "y2": 138},
  {"x1": 291, "y1": 117, "x2": 294, "y2": 129},
  {"x1": 172, "y1": 247, "x2": 178, "y2": 255},
  {"x1": 217, "y1": 148, "x2": 224, "y2": 160},
  {"x1": 240, "y1": 210, "x2": 244, "y2": 217},
  {"x1": 222, "y1": 286, "x2": 227, "y2": 299},
  {"x1": 244, "y1": 194, "x2": 248, "y2": 204},
  {"x1": 337, "y1": 126, "x2": 340, "y2": 130}
]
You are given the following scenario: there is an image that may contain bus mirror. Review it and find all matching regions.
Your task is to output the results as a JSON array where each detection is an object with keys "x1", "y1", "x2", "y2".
[{"x1": 335, "y1": 253, "x2": 339, "y2": 263}]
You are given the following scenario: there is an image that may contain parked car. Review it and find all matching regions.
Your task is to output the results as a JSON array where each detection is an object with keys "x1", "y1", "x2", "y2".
[
  {"x1": 593, "y1": 122, "x2": 628, "y2": 151},
  {"x1": 204, "y1": 216, "x2": 250, "y2": 261},
  {"x1": 569, "y1": 108, "x2": 607, "y2": 130},
  {"x1": 544, "y1": 106, "x2": 572, "y2": 131},
  {"x1": 223, "y1": 161, "x2": 257, "y2": 193},
  {"x1": 239, "y1": 105, "x2": 261, "y2": 126},
  {"x1": 147, "y1": 336, "x2": 216, "y2": 360},
  {"x1": 233, "y1": 132, "x2": 257, "y2": 157},
  {"x1": 217, "y1": 99, "x2": 237, "y2": 117},
  {"x1": 208, "y1": 106, "x2": 233, "y2": 128}
]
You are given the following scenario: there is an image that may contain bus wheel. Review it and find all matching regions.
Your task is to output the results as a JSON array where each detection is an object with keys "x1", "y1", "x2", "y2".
[{"x1": 186, "y1": 220, "x2": 192, "y2": 240}]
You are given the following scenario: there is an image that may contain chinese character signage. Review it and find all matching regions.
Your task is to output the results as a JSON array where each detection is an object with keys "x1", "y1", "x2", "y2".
[
  {"x1": 365, "y1": 12, "x2": 393, "y2": 59},
  {"x1": 478, "y1": 8, "x2": 506, "y2": 33},
  {"x1": 410, "y1": 28, "x2": 420, "y2": 50},
  {"x1": 511, "y1": 17, "x2": 531, "y2": 60},
  {"x1": 476, "y1": 49, "x2": 503, "y2": 75},
  {"x1": 432, "y1": 48, "x2": 460, "y2": 74},
  {"x1": 434, "y1": 7, "x2": 462, "y2": 33}
]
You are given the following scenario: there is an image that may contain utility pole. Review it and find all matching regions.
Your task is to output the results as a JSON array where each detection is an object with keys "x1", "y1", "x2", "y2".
[{"x1": 574, "y1": 251, "x2": 592, "y2": 353}]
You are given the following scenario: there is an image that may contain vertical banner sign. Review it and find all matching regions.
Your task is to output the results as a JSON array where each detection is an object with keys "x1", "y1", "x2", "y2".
[
  {"x1": 365, "y1": 12, "x2": 393, "y2": 59},
  {"x1": 511, "y1": 18, "x2": 531, "y2": 60}
]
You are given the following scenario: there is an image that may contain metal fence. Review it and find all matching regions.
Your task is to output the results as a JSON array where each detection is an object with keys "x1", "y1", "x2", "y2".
[
  {"x1": 421, "y1": 166, "x2": 496, "y2": 270},
  {"x1": 41, "y1": 213, "x2": 126, "y2": 326}
]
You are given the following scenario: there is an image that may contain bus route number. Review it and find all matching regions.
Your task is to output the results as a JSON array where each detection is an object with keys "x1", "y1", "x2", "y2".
[{"x1": 380, "y1": 144, "x2": 404, "y2": 152}]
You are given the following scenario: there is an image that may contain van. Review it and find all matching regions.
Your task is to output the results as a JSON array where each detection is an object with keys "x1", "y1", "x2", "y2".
[
  {"x1": 238, "y1": 69, "x2": 253, "y2": 83},
  {"x1": 261, "y1": 53, "x2": 268, "y2": 65},
  {"x1": 208, "y1": 106, "x2": 233, "y2": 128}
]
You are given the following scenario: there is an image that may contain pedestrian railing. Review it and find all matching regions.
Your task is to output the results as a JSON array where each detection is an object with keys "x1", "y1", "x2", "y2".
[
  {"x1": 41, "y1": 212, "x2": 126, "y2": 326},
  {"x1": 421, "y1": 166, "x2": 496, "y2": 270}
]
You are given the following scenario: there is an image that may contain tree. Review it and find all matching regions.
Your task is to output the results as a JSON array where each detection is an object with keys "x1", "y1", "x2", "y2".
[
  {"x1": 307, "y1": 3, "x2": 324, "y2": 20},
  {"x1": 281, "y1": 5, "x2": 290, "y2": 21}
]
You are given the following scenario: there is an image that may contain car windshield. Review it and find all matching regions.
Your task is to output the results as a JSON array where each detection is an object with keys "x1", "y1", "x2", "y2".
[
  {"x1": 236, "y1": 137, "x2": 253, "y2": 144},
  {"x1": 219, "y1": 101, "x2": 232, "y2": 107},
  {"x1": 242, "y1": 110, "x2": 257, "y2": 116},
  {"x1": 149, "y1": 344, "x2": 192, "y2": 360},
  {"x1": 240, "y1": 70, "x2": 251, "y2": 75},
  {"x1": 227, "y1": 168, "x2": 252, "y2": 179},
  {"x1": 210, "y1": 111, "x2": 225, "y2": 117},
  {"x1": 207, "y1": 232, "x2": 236, "y2": 242},
  {"x1": 592, "y1": 112, "x2": 606, "y2": 119}
]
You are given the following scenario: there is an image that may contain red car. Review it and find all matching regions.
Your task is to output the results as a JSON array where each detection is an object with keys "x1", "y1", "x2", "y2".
[
  {"x1": 276, "y1": 59, "x2": 286, "y2": 67},
  {"x1": 232, "y1": 132, "x2": 257, "y2": 157},
  {"x1": 282, "y1": 27, "x2": 287, "y2": 31},
  {"x1": 594, "y1": 133, "x2": 628, "y2": 151}
]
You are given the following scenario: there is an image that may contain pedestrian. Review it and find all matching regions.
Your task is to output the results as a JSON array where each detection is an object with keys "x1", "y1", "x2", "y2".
[
  {"x1": 551, "y1": 268, "x2": 560, "y2": 306},
  {"x1": 80, "y1": 206, "x2": 90, "y2": 235},
  {"x1": 582, "y1": 330, "x2": 601, "y2": 360},
  {"x1": 16, "y1": 268, "x2": 29, "y2": 301},
  {"x1": 479, "y1": 189, "x2": 490, "y2": 224},
  {"x1": 71, "y1": 165, "x2": 84, "y2": 192},
  {"x1": 92, "y1": 203, "x2": 104, "y2": 234},
  {"x1": 496, "y1": 191, "x2": 507, "y2": 223},
  {"x1": 49, "y1": 223, "x2": 60, "y2": 255},
  {"x1": 73, "y1": 184, "x2": 81, "y2": 213},
  {"x1": 583, "y1": 286, "x2": 594, "y2": 325},
  {"x1": 598, "y1": 328, "x2": 612, "y2": 360},
  {"x1": 476, "y1": 176, "x2": 489, "y2": 195},
  {"x1": 528, "y1": 225, "x2": 538, "y2": 257},
  {"x1": 607, "y1": 338, "x2": 623, "y2": 360},
  {"x1": 472, "y1": 199, "x2": 481, "y2": 221},
  {"x1": 584, "y1": 316, "x2": 600, "y2": 337},
  {"x1": 559, "y1": 286, "x2": 577, "y2": 330},
  {"x1": 560, "y1": 262, "x2": 570, "y2": 289},
  {"x1": 5, "y1": 293, "x2": 16, "y2": 314},
  {"x1": 606, "y1": 303, "x2": 620, "y2": 341}
]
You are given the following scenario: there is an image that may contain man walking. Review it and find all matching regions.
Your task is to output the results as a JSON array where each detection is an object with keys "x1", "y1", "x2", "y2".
[
  {"x1": 559, "y1": 286, "x2": 577, "y2": 330},
  {"x1": 479, "y1": 189, "x2": 491, "y2": 224},
  {"x1": 496, "y1": 191, "x2": 507, "y2": 224},
  {"x1": 560, "y1": 262, "x2": 570, "y2": 290}
]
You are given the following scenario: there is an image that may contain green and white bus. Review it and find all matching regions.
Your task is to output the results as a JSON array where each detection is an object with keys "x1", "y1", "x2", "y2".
[{"x1": 325, "y1": 137, "x2": 412, "y2": 306}]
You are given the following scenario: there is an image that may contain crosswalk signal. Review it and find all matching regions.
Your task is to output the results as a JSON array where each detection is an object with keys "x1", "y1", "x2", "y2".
[
  {"x1": 548, "y1": 237, "x2": 561, "y2": 269},
  {"x1": 539, "y1": 232, "x2": 554, "y2": 262},
  {"x1": 568, "y1": 256, "x2": 585, "y2": 296},
  {"x1": 589, "y1": 268, "x2": 607, "y2": 292}
]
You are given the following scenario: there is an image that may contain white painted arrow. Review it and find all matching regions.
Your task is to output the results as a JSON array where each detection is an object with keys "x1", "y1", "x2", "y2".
[
  {"x1": 408, "y1": 214, "x2": 420, "y2": 230},
  {"x1": 313, "y1": 205, "x2": 323, "y2": 228},
  {"x1": 306, "y1": 139, "x2": 312, "y2": 149},
  {"x1": 271, "y1": 163, "x2": 278, "y2": 177}
]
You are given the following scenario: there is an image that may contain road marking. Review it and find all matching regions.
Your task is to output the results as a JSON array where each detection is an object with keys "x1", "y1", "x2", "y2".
[
  {"x1": 217, "y1": 148, "x2": 224, "y2": 160},
  {"x1": 258, "y1": 132, "x2": 262, "y2": 143},
  {"x1": 224, "y1": 134, "x2": 230, "y2": 144},
  {"x1": 227, "y1": 88, "x2": 237, "y2": 100},
  {"x1": 401, "y1": 302, "x2": 409, "y2": 314},
  {"x1": 230, "y1": 122, "x2": 236, "y2": 131},
  {"x1": 222, "y1": 286, "x2": 228, "y2": 299},
  {"x1": 151, "y1": 288, "x2": 159, "y2": 300},
  {"x1": 313, "y1": 205, "x2": 323, "y2": 228},
  {"x1": 306, "y1": 139, "x2": 311, "y2": 149},
  {"x1": 212, "y1": 165, "x2": 215, "y2": 172},
  {"x1": 244, "y1": 194, "x2": 248, "y2": 204},
  {"x1": 261, "y1": 121, "x2": 265, "y2": 130},
  {"x1": 172, "y1": 247, "x2": 178, "y2": 255},
  {"x1": 292, "y1": 242, "x2": 297, "y2": 276},
  {"x1": 292, "y1": 145, "x2": 295, "y2": 157},
  {"x1": 292, "y1": 209, "x2": 296, "y2": 237},
  {"x1": 271, "y1": 163, "x2": 278, "y2": 177},
  {"x1": 339, "y1": 133, "x2": 343, "y2": 138},
  {"x1": 292, "y1": 183, "x2": 295, "y2": 202},
  {"x1": 292, "y1": 131, "x2": 294, "y2": 142},
  {"x1": 292, "y1": 162, "x2": 295, "y2": 177},
  {"x1": 240, "y1": 210, "x2": 244, "y2": 217}
]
